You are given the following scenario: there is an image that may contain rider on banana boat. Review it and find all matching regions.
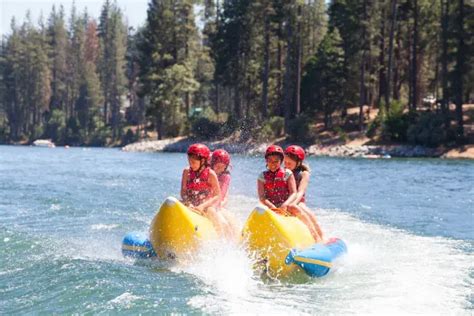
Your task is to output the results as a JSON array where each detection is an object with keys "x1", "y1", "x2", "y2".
[
  {"x1": 284, "y1": 145, "x2": 324, "y2": 242},
  {"x1": 210, "y1": 149, "x2": 240, "y2": 240},
  {"x1": 257, "y1": 145, "x2": 297, "y2": 214},
  {"x1": 181, "y1": 143, "x2": 227, "y2": 237}
]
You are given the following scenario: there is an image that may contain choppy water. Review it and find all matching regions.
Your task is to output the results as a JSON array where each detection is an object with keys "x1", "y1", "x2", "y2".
[{"x1": 0, "y1": 145, "x2": 472, "y2": 314}]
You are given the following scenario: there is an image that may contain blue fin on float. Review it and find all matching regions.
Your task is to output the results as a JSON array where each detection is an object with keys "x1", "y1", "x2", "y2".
[
  {"x1": 122, "y1": 232, "x2": 156, "y2": 258},
  {"x1": 285, "y1": 238, "x2": 347, "y2": 277}
]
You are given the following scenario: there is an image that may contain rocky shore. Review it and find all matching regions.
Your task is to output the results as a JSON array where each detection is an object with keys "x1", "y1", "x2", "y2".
[{"x1": 122, "y1": 137, "x2": 473, "y2": 159}]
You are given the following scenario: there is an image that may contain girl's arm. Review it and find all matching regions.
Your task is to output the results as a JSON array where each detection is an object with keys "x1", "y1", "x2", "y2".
[
  {"x1": 257, "y1": 179, "x2": 277, "y2": 209},
  {"x1": 294, "y1": 171, "x2": 309, "y2": 204},
  {"x1": 196, "y1": 170, "x2": 221, "y2": 212},
  {"x1": 220, "y1": 175, "x2": 230, "y2": 206},
  {"x1": 280, "y1": 173, "x2": 297, "y2": 210},
  {"x1": 180, "y1": 168, "x2": 189, "y2": 203}
]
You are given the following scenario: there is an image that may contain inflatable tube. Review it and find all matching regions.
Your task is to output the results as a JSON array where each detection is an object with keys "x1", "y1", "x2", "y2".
[
  {"x1": 242, "y1": 206, "x2": 316, "y2": 278},
  {"x1": 285, "y1": 238, "x2": 347, "y2": 277},
  {"x1": 149, "y1": 196, "x2": 218, "y2": 260},
  {"x1": 122, "y1": 232, "x2": 156, "y2": 258}
]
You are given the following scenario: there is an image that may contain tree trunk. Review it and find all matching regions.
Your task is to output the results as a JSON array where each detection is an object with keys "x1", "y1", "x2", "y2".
[
  {"x1": 455, "y1": 0, "x2": 465, "y2": 140},
  {"x1": 283, "y1": 9, "x2": 295, "y2": 132},
  {"x1": 385, "y1": 0, "x2": 398, "y2": 110},
  {"x1": 185, "y1": 93, "x2": 190, "y2": 118},
  {"x1": 277, "y1": 22, "x2": 283, "y2": 116},
  {"x1": 393, "y1": 21, "x2": 402, "y2": 101},
  {"x1": 295, "y1": 5, "x2": 302, "y2": 116},
  {"x1": 377, "y1": 5, "x2": 386, "y2": 108},
  {"x1": 440, "y1": 0, "x2": 450, "y2": 129},
  {"x1": 233, "y1": 85, "x2": 241, "y2": 120},
  {"x1": 215, "y1": 82, "x2": 220, "y2": 115},
  {"x1": 261, "y1": 13, "x2": 270, "y2": 119},
  {"x1": 411, "y1": 0, "x2": 418, "y2": 111},
  {"x1": 359, "y1": 0, "x2": 368, "y2": 131},
  {"x1": 156, "y1": 111, "x2": 162, "y2": 140}
]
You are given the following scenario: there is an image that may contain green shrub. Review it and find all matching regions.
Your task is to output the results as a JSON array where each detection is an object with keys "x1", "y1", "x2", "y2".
[
  {"x1": 236, "y1": 117, "x2": 258, "y2": 141},
  {"x1": 268, "y1": 116, "x2": 285, "y2": 137},
  {"x1": 44, "y1": 109, "x2": 66, "y2": 144},
  {"x1": 121, "y1": 128, "x2": 137, "y2": 145},
  {"x1": 219, "y1": 115, "x2": 239, "y2": 137},
  {"x1": 407, "y1": 112, "x2": 446, "y2": 147},
  {"x1": 191, "y1": 117, "x2": 221, "y2": 139},
  {"x1": 366, "y1": 112, "x2": 382, "y2": 138},
  {"x1": 334, "y1": 126, "x2": 348, "y2": 142},
  {"x1": 287, "y1": 114, "x2": 313, "y2": 142},
  {"x1": 257, "y1": 124, "x2": 275, "y2": 142},
  {"x1": 65, "y1": 117, "x2": 82, "y2": 145},
  {"x1": 89, "y1": 126, "x2": 112, "y2": 146},
  {"x1": 200, "y1": 107, "x2": 218, "y2": 121},
  {"x1": 381, "y1": 101, "x2": 415, "y2": 142},
  {"x1": 253, "y1": 117, "x2": 284, "y2": 142},
  {"x1": 0, "y1": 125, "x2": 8, "y2": 143},
  {"x1": 32, "y1": 126, "x2": 44, "y2": 141}
]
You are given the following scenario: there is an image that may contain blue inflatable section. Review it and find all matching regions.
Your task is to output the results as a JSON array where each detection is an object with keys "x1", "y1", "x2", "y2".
[
  {"x1": 121, "y1": 232, "x2": 156, "y2": 259},
  {"x1": 285, "y1": 238, "x2": 347, "y2": 277}
]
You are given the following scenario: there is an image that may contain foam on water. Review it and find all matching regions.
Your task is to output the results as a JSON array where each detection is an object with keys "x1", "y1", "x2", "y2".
[
  {"x1": 108, "y1": 292, "x2": 142, "y2": 307},
  {"x1": 178, "y1": 201, "x2": 473, "y2": 314},
  {"x1": 90, "y1": 223, "x2": 120, "y2": 231}
]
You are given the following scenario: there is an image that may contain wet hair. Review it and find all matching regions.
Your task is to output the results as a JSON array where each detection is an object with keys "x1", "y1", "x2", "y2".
[
  {"x1": 295, "y1": 163, "x2": 311, "y2": 173},
  {"x1": 286, "y1": 153, "x2": 311, "y2": 172}
]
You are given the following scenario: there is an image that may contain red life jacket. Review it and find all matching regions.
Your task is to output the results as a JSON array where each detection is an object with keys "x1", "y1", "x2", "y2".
[
  {"x1": 186, "y1": 167, "x2": 212, "y2": 206},
  {"x1": 217, "y1": 172, "x2": 231, "y2": 202},
  {"x1": 263, "y1": 168, "x2": 290, "y2": 207},
  {"x1": 293, "y1": 169, "x2": 306, "y2": 203}
]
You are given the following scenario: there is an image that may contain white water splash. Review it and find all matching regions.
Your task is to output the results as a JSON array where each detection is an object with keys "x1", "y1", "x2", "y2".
[
  {"x1": 180, "y1": 206, "x2": 472, "y2": 314},
  {"x1": 0, "y1": 268, "x2": 24, "y2": 276},
  {"x1": 90, "y1": 224, "x2": 119, "y2": 231},
  {"x1": 108, "y1": 292, "x2": 141, "y2": 308},
  {"x1": 49, "y1": 204, "x2": 62, "y2": 211}
]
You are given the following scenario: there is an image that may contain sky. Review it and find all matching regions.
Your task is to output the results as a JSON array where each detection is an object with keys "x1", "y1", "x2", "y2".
[{"x1": 0, "y1": 0, "x2": 149, "y2": 36}]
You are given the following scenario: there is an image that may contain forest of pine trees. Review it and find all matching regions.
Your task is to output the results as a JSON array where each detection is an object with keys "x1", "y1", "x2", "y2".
[{"x1": 0, "y1": 0, "x2": 472, "y2": 147}]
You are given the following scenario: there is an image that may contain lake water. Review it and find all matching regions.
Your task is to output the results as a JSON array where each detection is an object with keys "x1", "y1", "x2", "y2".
[{"x1": 0, "y1": 145, "x2": 472, "y2": 314}]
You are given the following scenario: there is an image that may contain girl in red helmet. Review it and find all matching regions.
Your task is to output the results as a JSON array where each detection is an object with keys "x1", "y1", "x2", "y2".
[
  {"x1": 257, "y1": 145, "x2": 297, "y2": 213},
  {"x1": 211, "y1": 149, "x2": 239, "y2": 240},
  {"x1": 181, "y1": 143, "x2": 227, "y2": 236},
  {"x1": 284, "y1": 145, "x2": 323, "y2": 241},
  {"x1": 211, "y1": 149, "x2": 232, "y2": 207}
]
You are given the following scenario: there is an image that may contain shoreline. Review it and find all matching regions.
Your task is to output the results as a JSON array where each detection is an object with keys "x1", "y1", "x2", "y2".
[{"x1": 121, "y1": 137, "x2": 474, "y2": 159}]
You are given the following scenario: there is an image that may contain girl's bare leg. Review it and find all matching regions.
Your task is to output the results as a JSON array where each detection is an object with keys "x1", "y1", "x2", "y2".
[
  {"x1": 220, "y1": 208, "x2": 240, "y2": 242},
  {"x1": 288, "y1": 204, "x2": 321, "y2": 242},
  {"x1": 205, "y1": 207, "x2": 227, "y2": 237},
  {"x1": 299, "y1": 203, "x2": 324, "y2": 241}
]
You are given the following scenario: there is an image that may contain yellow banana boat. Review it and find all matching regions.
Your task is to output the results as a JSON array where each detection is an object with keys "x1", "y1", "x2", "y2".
[
  {"x1": 242, "y1": 205, "x2": 316, "y2": 278},
  {"x1": 149, "y1": 196, "x2": 218, "y2": 260}
]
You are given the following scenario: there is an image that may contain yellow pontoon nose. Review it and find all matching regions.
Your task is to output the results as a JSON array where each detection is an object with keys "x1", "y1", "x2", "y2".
[
  {"x1": 242, "y1": 206, "x2": 315, "y2": 278},
  {"x1": 149, "y1": 197, "x2": 218, "y2": 260}
]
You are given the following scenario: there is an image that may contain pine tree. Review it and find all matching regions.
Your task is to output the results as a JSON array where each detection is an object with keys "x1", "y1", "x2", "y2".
[
  {"x1": 139, "y1": 0, "x2": 199, "y2": 139},
  {"x1": 77, "y1": 17, "x2": 103, "y2": 140},
  {"x1": 98, "y1": 0, "x2": 127, "y2": 140},
  {"x1": 47, "y1": 5, "x2": 68, "y2": 114},
  {"x1": 301, "y1": 28, "x2": 345, "y2": 129},
  {"x1": 453, "y1": 0, "x2": 467, "y2": 140}
]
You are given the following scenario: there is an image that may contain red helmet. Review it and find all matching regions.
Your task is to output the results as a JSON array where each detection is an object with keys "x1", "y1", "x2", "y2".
[
  {"x1": 187, "y1": 143, "x2": 211, "y2": 160},
  {"x1": 265, "y1": 145, "x2": 284, "y2": 159},
  {"x1": 285, "y1": 145, "x2": 305, "y2": 161},
  {"x1": 211, "y1": 149, "x2": 230, "y2": 166}
]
